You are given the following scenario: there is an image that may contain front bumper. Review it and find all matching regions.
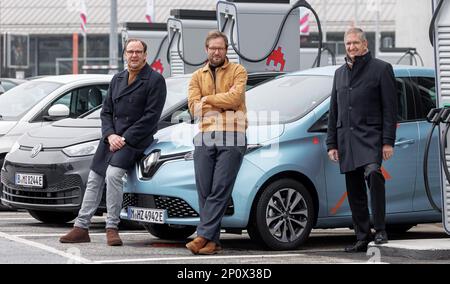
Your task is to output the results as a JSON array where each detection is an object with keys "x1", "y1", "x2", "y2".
[
  {"x1": 1, "y1": 147, "x2": 95, "y2": 212},
  {"x1": 120, "y1": 156, "x2": 263, "y2": 228}
]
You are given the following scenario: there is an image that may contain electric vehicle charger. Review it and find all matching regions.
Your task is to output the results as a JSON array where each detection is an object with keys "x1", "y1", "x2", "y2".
[
  {"x1": 150, "y1": 34, "x2": 168, "y2": 67},
  {"x1": 395, "y1": 48, "x2": 425, "y2": 66},
  {"x1": 222, "y1": 0, "x2": 324, "y2": 67},
  {"x1": 423, "y1": 108, "x2": 450, "y2": 213},
  {"x1": 165, "y1": 32, "x2": 177, "y2": 64},
  {"x1": 166, "y1": 17, "x2": 231, "y2": 67}
]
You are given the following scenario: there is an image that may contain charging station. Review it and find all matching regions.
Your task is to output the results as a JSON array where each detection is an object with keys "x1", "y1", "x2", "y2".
[
  {"x1": 167, "y1": 10, "x2": 217, "y2": 76},
  {"x1": 217, "y1": 0, "x2": 301, "y2": 73},
  {"x1": 432, "y1": 0, "x2": 450, "y2": 234},
  {"x1": 122, "y1": 22, "x2": 170, "y2": 78}
]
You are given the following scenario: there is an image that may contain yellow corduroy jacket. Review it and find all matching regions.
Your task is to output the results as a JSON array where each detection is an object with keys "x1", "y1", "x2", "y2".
[{"x1": 188, "y1": 58, "x2": 248, "y2": 133}]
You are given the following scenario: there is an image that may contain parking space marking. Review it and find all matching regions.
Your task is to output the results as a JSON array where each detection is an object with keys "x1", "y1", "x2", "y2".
[
  {"x1": 0, "y1": 231, "x2": 92, "y2": 264},
  {"x1": 0, "y1": 218, "x2": 36, "y2": 221},
  {"x1": 95, "y1": 253, "x2": 317, "y2": 264},
  {"x1": 13, "y1": 232, "x2": 149, "y2": 238}
]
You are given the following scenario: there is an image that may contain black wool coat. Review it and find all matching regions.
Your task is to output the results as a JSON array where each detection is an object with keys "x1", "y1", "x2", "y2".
[
  {"x1": 91, "y1": 64, "x2": 167, "y2": 176},
  {"x1": 326, "y1": 52, "x2": 397, "y2": 173}
]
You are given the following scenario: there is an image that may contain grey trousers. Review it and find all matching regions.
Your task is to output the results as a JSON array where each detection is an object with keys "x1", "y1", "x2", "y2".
[
  {"x1": 193, "y1": 132, "x2": 246, "y2": 245},
  {"x1": 74, "y1": 166, "x2": 127, "y2": 230}
]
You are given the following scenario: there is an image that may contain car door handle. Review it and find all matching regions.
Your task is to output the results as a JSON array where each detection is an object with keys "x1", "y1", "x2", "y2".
[{"x1": 395, "y1": 139, "x2": 415, "y2": 147}]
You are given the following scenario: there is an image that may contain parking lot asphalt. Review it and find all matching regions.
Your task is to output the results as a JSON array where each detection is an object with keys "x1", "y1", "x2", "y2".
[{"x1": 0, "y1": 211, "x2": 449, "y2": 264}]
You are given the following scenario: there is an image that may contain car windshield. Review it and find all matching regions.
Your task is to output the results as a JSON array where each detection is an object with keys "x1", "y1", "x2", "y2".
[
  {"x1": 84, "y1": 76, "x2": 190, "y2": 119},
  {"x1": 246, "y1": 75, "x2": 333, "y2": 124},
  {"x1": 0, "y1": 81, "x2": 62, "y2": 120}
]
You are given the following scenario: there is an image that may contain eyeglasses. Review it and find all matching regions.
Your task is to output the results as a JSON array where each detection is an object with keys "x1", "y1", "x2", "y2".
[
  {"x1": 126, "y1": 50, "x2": 145, "y2": 55},
  {"x1": 208, "y1": 47, "x2": 227, "y2": 53}
]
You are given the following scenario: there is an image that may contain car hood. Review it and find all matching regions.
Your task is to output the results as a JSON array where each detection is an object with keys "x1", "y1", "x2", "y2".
[
  {"x1": 20, "y1": 118, "x2": 101, "y2": 148},
  {"x1": 148, "y1": 122, "x2": 285, "y2": 156},
  {"x1": 0, "y1": 121, "x2": 18, "y2": 136}
]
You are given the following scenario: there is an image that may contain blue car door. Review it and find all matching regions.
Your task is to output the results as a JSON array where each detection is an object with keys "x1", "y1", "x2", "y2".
[{"x1": 323, "y1": 72, "x2": 418, "y2": 217}]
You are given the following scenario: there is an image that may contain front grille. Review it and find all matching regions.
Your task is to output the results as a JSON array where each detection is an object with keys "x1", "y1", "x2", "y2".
[
  {"x1": 1, "y1": 171, "x2": 82, "y2": 206},
  {"x1": 155, "y1": 196, "x2": 199, "y2": 218},
  {"x1": 123, "y1": 194, "x2": 235, "y2": 218},
  {"x1": 122, "y1": 193, "x2": 139, "y2": 208}
]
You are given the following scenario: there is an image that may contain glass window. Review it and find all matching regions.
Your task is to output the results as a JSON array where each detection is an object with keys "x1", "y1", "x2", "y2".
[
  {"x1": 395, "y1": 77, "x2": 417, "y2": 122},
  {"x1": 164, "y1": 76, "x2": 191, "y2": 114},
  {"x1": 0, "y1": 81, "x2": 62, "y2": 120},
  {"x1": 1, "y1": 81, "x2": 16, "y2": 91},
  {"x1": 410, "y1": 77, "x2": 436, "y2": 119},
  {"x1": 52, "y1": 92, "x2": 72, "y2": 108},
  {"x1": 246, "y1": 75, "x2": 333, "y2": 124},
  {"x1": 72, "y1": 85, "x2": 108, "y2": 117}
]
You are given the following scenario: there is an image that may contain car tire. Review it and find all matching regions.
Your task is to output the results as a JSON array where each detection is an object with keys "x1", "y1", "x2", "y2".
[
  {"x1": 28, "y1": 210, "x2": 77, "y2": 224},
  {"x1": 248, "y1": 178, "x2": 315, "y2": 250},
  {"x1": 143, "y1": 223, "x2": 196, "y2": 240}
]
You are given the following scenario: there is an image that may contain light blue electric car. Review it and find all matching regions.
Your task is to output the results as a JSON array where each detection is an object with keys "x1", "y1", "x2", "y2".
[{"x1": 120, "y1": 66, "x2": 441, "y2": 250}]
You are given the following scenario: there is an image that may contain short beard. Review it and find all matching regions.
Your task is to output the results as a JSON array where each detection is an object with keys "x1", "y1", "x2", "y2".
[{"x1": 209, "y1": 58, "x2": 225, "y2": 67}]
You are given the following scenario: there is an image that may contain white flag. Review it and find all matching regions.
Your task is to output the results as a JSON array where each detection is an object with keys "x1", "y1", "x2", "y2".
[
  {"x1": 80, "y1": 0, "x2": 88, "y2": 34},
  {"x1": 146, "y1": 0, "x2": 155, "y2": 23},
  {"x1": 299, "y1": 8, "x2": 310, "y2": 36}
]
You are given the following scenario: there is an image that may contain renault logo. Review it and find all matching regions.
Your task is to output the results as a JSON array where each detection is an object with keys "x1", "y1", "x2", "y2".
[{"x1": 31, "y1": 144, "x2": 43, "y2": 158}]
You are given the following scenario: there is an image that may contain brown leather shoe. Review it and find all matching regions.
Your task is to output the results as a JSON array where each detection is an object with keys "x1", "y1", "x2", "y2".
[
  {"x1": 198, "y1": 241, "x2": 222, "y2": 255},
  {"x1": 186, "y1": 236, "x2": 208, "y2": 255},
  {"x1": 59, "y1": 227, "x2": 90, "y2": 243},
  {"x1": 106, "y1": 228, "x2": 123, "y2": 246}
]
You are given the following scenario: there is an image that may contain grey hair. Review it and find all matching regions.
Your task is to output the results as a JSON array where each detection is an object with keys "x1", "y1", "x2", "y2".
[{"x1": 344, "y1": 27, "x2": 367, "y2": 42}]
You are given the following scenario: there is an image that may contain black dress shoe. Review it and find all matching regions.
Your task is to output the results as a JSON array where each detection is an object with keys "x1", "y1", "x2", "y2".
[
  {"x1": 344, "y1": 240, "x2": 369, "y2": 253},
  {"x1": 374, "y1": 230, "x2": 388, "y2": 244}
]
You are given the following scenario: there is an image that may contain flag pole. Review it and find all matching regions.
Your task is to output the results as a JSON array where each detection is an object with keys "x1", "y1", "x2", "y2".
[
  {"x1": 83, "y1": 32, "x2": 87, "y2": 74},
  {"x1": 79, "y1": 0, "x2": 88, "y2": 74}
]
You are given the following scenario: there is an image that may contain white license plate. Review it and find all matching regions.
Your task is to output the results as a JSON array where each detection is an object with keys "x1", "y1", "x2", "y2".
[
  {"x1": 127, "y1": 207, "x2": 166, "y2": 224},
  {"x1": 15, "y1": 173, "x2": 44, "y2": 188}
]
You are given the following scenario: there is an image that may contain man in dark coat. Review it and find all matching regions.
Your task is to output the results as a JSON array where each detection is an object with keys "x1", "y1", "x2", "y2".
[
  {"x1": 326, "y1": 28, "x2": 397, "y2": 252},
  {"x1": 60, "y1": 39, "x2": 167, "y2": 246}
]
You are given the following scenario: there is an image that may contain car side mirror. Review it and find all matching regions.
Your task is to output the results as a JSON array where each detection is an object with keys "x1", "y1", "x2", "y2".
[{"x1": 45, "y1": 104, "x2": 70, "y2": 121}]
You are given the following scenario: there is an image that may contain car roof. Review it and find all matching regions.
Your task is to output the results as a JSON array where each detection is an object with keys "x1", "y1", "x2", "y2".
[
  {"x1": 287, "y1": 65, "x2": 435, "y2": 77},
  {"x1": 32, "y1": 74, "x2": 114, "y2": 84}
]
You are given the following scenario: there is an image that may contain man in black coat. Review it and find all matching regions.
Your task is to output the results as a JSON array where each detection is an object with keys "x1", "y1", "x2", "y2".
[
  {"x1": 326, "y1": 28, "x2": 397, "y2": 252},
  {"x1": 60, "y1": 39, "x2": 167, "y2": 246}
]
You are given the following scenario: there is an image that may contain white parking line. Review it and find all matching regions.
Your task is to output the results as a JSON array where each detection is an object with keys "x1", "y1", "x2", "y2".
[
  {"x1": 0, "y1": 218, "x2": 36, "y2": 221},
  {"x1": 0, "y1": 231, "x2": 92, "y2": 264},
  {"x1": 95, "y1": 253, "x2": 312, "y2": 264},
  {"x1": 13, "y1": 232, "x2": 149, "y2": 238}
]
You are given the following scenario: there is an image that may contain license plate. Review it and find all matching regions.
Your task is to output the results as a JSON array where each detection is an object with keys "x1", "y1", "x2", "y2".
[
  {"x1": 15, "y1": 173, "x2": 44, "y2": 188},
  {"x1": 127, "y1": 207, "x2": 166, "y2": 224}
]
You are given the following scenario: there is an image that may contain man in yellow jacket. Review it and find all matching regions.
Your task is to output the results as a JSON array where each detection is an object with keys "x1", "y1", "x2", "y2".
[{"x1": 186, "y1": 31, "x2": 248, "y2": 255}]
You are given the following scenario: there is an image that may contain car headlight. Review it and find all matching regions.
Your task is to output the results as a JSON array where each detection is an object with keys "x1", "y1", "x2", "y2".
[
  {"x1": 142, "y1": 150, "x2": 161, "y2": 176},
  {"x1": 9, "y1": 141, "x2": 20, "y2": 154},
  {"x1": 62, "y1": 141, "x2": 99, "y2": 157}
]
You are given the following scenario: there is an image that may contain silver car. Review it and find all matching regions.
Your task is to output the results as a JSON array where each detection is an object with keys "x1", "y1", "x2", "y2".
[{"x1": 0, "y1": 75, "x2": 113, "y2": 168}]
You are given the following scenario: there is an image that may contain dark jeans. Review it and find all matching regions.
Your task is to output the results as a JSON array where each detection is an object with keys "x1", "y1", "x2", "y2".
[
  {"x1": 193, "y1": 131, "x2": 247, "y2": 245},
  {"x1": 345, "y1": 163, "x2": 386, "y2": 241}
]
